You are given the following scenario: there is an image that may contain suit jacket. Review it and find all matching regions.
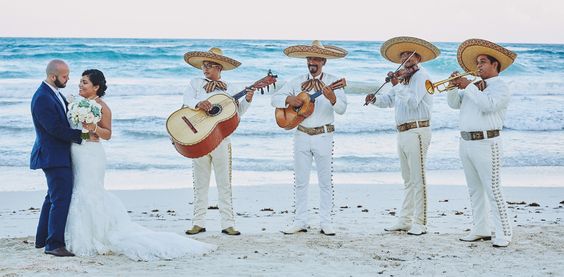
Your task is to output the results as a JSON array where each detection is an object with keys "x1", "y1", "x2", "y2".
[{"x1": 30, "y1": 82, "x2": 82, "y2": 169}]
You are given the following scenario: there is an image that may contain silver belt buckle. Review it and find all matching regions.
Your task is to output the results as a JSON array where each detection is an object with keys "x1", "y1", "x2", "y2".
[{"x1": 461, "y1": 132, "x2": 470, "y2": 141}]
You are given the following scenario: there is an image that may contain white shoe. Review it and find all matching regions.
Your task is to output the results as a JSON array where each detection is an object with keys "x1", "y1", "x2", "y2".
[
  {"x1": 281, "y1": 224, "x2": 307, "y2": 235},
  {"x1": 407, "y1": 224, "x2": 427, "y2": 236},
  {"x1": 384, "y1": 223, "x2": 411, "y2": 232},
  {"x1": 459, "y1": 234, "x2": 492, "y2": 242},
  {"x1": 492, "y1": 238, "x2": 510, "y2": 248},
  {"x1": 320, "y1": 224, "x2": 336, "y2": 236}
]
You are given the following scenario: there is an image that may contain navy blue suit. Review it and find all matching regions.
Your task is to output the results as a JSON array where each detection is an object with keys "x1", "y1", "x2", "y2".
[{"x1": 30, "y1": 82, "x2": 82, "y2": 251}]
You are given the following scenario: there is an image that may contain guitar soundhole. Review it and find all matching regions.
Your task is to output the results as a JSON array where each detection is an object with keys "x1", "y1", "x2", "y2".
[{"x1": 207, "y1": 104, "x2": 222, "y2": 116}]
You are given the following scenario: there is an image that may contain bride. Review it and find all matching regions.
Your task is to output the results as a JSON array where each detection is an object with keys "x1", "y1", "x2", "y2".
[{"x1": 65, "y1": 69, "x2": 216, "y2": 261}]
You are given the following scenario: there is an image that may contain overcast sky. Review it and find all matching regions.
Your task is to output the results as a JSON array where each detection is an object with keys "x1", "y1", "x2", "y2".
[{"x1": 1, "y1": 0, "x2": 562, "y2": 44}]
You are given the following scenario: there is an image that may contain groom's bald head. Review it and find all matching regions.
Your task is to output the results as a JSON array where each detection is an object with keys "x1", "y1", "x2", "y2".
[{"x1": 45, "y1": 59, "x2": 70, "y2": 88}]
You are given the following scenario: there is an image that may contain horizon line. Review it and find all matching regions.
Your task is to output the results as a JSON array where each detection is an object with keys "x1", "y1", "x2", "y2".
[{"x1": 1, "y1": 35, "x2": 563, "y2": 46}]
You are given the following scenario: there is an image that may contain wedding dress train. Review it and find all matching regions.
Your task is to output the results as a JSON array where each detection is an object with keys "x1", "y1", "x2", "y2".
[{"x1": 65, "y1": 141, "x2": 216, "y2": 261}]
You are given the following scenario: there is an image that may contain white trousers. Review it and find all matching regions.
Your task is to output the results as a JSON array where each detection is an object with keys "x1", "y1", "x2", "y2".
[
  {"x1": 460, "y1": 137, "x2": 512, "y2": 241},
  {"x1": 396, "y1": 127, "x2": 431, "y2": 226},
  {"x1": 292, "y1": 131, "x2": 335, "y2": 228},
  {"x1": 191, "y1": 139, "x2": 235, "y2": 229}
]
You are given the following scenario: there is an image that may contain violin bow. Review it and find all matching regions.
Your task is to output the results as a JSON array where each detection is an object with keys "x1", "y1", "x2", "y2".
[{"x1": 364, "y1": 50, "x2": 417, "y2": 106}]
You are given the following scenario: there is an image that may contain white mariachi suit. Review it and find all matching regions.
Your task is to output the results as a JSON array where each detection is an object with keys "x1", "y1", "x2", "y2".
[
  {"x1": 372, "y1": 67, "x2": 433, "y2": 229},
  {"x1": 271, "y1": 73, "x2": 347, "y2": 229},
  {"x1": 448, "y1": 76, "x2": 512, "y2": 242},
  {"x1": 183, "y1": 78, "x2": 251, "y2": 229}
]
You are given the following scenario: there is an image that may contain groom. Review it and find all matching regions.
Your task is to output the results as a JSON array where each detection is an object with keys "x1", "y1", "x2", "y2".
[{"x1": 30, "y1": 59, "x2": 82, "y2": 257}]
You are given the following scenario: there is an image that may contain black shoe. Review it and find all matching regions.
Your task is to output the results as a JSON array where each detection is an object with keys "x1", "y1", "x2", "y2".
[
  {"x1": 45, "y1": 247, "x2": 75, "y2": 257},
  {"x1": 320, "y1": 229, "x2": 336, "y2": 236},
  {"x1": 35, "y1": 243, "x2": 45, "y2": 249}
]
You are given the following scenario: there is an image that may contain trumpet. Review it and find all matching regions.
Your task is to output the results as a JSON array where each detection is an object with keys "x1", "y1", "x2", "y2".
[{"x1": 425, "y1": 71, "x2": 478, "y2": 94}]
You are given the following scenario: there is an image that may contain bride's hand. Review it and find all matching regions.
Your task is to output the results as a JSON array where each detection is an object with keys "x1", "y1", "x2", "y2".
[{"x1": 82, "y1": 122, "x2": 97, "y2": 132}]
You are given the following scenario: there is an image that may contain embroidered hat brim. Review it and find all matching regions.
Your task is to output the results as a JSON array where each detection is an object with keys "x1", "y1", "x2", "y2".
[
  {"x1": 380, "y1": 36, "x2": 440, "y2": 63},
  {"x1": 457, "y1": 38, "x2": 517, "y2": 73},
  {"x1": 284, "y1": 40, "x2": 348, "y2": 59},
  {"x1": 184, "y1": 48, "x2": 241, "y2": 71}
]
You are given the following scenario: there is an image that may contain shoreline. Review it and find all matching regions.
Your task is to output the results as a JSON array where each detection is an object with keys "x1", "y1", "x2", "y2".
[{"x1": 1, "y1": 166, "x2": 563, "y2": 192}]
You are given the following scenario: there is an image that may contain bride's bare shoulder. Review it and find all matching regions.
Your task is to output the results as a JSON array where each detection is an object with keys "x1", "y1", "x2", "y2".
[{"x1": 96, "y1": 98, "x2": 112, "y2": 114}]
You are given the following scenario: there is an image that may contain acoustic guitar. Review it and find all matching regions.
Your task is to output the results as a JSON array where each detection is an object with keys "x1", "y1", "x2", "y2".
[
  {"x1": 166, "y1": 71, "x2": 277, "y2": 158},
  {"x1": 275, "y1": 78, "x2": 346, "y2": 130}
]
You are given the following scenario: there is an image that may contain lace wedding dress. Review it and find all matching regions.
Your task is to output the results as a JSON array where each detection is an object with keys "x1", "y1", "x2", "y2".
[{"x1": 65, "y1": 122, "x2": 216, "y2": 261}]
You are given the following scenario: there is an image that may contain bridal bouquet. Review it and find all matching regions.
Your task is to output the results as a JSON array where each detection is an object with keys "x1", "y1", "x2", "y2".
[{"x1": 67, "y1": 97, "x2": 102, "y2": 139}]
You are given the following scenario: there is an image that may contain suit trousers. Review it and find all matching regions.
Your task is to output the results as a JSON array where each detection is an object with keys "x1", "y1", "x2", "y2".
[
  {"x1": 191, "y1": 140, "x2": 235, "y2": 229},
  {"x1": 36, "y1": 166, "x2": 74, "y2": 251},
  {"x1": 459, "y1": 137, "x2": 512, "y2": 241},
  {"x1": 396, "y1": 127, "x2": 431, "y2": 227},
  {"x1": 292, "y1": 131, "x2": 334, "y2": 228}
]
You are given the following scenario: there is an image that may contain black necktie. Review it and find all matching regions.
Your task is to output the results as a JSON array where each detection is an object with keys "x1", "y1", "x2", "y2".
[{"x1": 58, "y1": 91, "x2": 68, "y2": 112}]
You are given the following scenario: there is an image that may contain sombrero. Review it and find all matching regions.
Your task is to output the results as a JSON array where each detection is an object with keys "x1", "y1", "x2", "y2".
[
  {"x1": 380, "y1": 36, "x2": 440, "y2": 63},
  {"x1": 184, "y1": 47, "x2": 241, "y2": 71},
  {"x1": 457, "y1": 38, "x2": 517, "y2": 73},
  {"x1": 284, "y1": 40, "x2": 347, "y2": 59}
]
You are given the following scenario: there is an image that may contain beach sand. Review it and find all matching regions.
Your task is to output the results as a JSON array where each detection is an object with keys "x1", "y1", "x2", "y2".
[{"x1": 0, "y1": 169, "x2": 563, "y2": 276}]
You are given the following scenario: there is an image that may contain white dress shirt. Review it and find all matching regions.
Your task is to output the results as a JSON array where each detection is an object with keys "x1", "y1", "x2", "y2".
[
  {"x1": 44, "y1": 81, "x2": 67, "y2": 112},
  {"x1": 271, "y1": 72, "x2": 347, "y2": 128},
  {"x1": 372, "y1": 66, "x2": 433, "y2": 125},
  {"x1": 183, "y1": 78, "x2": 251, "y2": 116},
  {"x1": 447, "y1": 76, "x2": 511, "y2": 131}
]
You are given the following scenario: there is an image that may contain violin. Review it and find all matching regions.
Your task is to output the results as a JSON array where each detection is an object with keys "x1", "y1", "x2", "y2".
[
  {"x1": 363, "y1": 50, "x2": 419, "y2": 106},
  {"x1": 385, "y1": 64, "x2": 419, "y2": 83}
]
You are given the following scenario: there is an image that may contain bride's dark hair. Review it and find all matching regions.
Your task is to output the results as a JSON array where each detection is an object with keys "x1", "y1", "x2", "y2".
[{"x1": 82, "y1": 69, "x2": 107, "y2": 97}]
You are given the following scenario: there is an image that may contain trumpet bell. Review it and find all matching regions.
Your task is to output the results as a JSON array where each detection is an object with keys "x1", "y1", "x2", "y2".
[{"x1": 426, "y1": 71, "x2": 478, "y2": 95}]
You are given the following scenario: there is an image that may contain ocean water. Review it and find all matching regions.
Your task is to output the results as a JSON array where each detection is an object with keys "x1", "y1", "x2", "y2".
[{"x1": 0, "y1": 38, "x2": 563, "y2": 189}]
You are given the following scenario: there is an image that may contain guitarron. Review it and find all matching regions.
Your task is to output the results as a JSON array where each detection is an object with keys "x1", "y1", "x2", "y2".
[{"x1": 167, "y1": 71, "x2": 277, "y2": 158}]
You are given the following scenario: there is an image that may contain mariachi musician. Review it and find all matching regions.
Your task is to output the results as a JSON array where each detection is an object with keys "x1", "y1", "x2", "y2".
[
  {"x1": 271, "y1": 41, "x2": 347, "y2": 236},
  {"x1": 365, "y1": 37, "x2": 440, "y2": 236},
  {"x1": 182, "y1": 47, "x2": 255, "y2": 236},
  {"x1": 447, "y1": 39, "x2": 517, "y2": 247}
]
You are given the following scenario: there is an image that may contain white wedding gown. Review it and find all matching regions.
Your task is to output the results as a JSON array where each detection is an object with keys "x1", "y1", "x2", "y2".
[{"x1": 65, "y1": 128, "x2": 216, "y2": 261}]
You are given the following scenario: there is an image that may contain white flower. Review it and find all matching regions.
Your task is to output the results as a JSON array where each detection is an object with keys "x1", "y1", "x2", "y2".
[
  {"x1": 67, "y1": 96, "x2": 103, "y2": 131},
  {"x1": 84, "y1": 113, "x2": 95, "y2": 124}
]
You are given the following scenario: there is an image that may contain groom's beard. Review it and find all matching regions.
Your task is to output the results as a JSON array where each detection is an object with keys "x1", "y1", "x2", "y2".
[
  {"x1": 54, "y1": 77, "x2": 66, "y2": 88},
  {"x1": 308, "y1": 64, "x2": 319, "y2": 75}
]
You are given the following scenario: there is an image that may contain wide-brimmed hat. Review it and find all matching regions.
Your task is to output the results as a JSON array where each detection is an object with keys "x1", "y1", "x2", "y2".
[
  {"x1": 284, "y1": 40, "x2": 347, "y2": 59},
  {"x1": 184, "y1": 47, "x2": 241, "y2": 71},
  {"x1": 380, "y1": 36, "x2": 440, "y2": 63},
  {"x1": 457, "y1": 38, "x2": 517, "y2": 73}
]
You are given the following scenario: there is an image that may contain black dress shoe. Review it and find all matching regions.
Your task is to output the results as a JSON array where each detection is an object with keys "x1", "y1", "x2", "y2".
[{"x1": 45, "y1": 247, "x2": 75, "y2": 257}]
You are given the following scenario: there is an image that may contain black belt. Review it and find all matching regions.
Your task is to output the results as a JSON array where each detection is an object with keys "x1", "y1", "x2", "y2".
[
  {"x1": 461, "y1": 130, "x2": 500, "y2": 141},
  {"x1": 297, "y1": 124, "x2": 335, "y2": 136},
  {"x1": 397, "y1": 120, "x2": 430, "y2": 132}
]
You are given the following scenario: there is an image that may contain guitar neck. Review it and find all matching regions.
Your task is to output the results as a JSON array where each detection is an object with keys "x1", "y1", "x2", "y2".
[
  {"x1": 232, "y1": 88, "x2": 249, "y2": 101},
  {"x1": 309, "y1": 80, "x2": 344, "y2": 101}
]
